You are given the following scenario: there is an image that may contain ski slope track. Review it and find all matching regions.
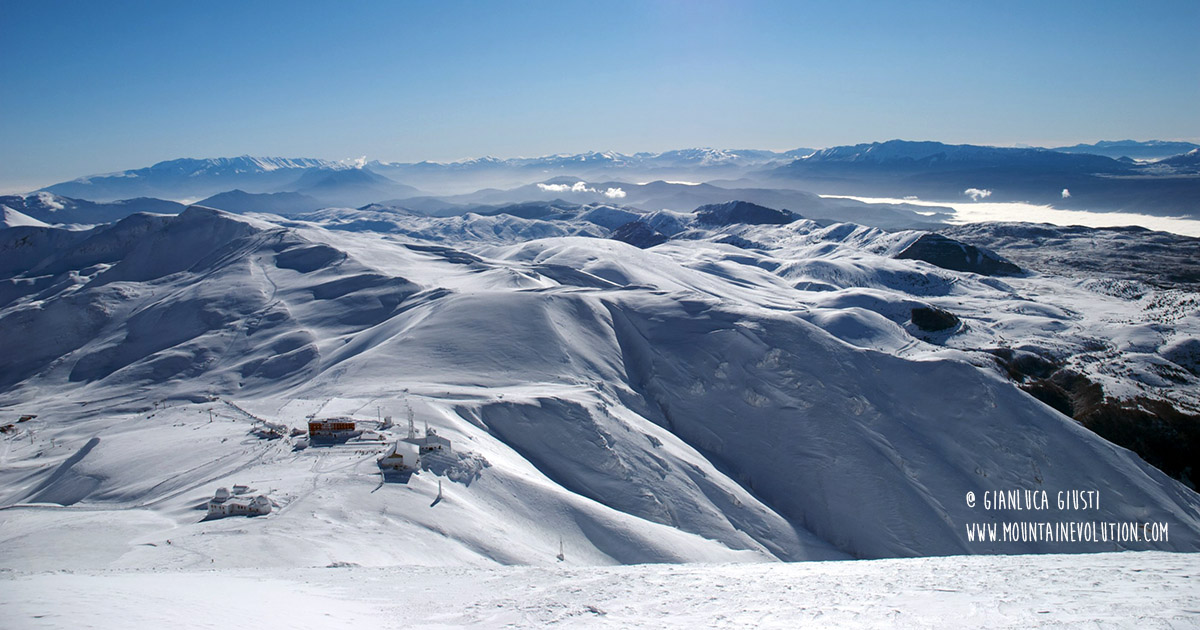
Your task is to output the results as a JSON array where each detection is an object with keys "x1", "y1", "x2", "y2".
[{"x1": 1, "y1": 204, "x2": 1198, "y2": 573}]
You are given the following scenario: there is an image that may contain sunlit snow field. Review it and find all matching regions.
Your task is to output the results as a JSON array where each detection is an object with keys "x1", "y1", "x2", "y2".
[{"x1": 3, "y1": 552, "x2": 1197, "y2": 629}]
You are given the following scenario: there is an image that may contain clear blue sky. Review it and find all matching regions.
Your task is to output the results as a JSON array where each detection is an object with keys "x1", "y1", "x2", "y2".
[{"x1": 1, "y1": 0, "x2": 1197, "y2": 192}]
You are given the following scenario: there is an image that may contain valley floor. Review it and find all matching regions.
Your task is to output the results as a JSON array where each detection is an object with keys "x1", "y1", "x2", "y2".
[{"x1": 2, "y1": 551, "x2": 1197, "y2": 629}]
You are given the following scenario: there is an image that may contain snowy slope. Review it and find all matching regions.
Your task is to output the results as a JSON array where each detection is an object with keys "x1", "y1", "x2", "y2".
[
  {"x1": 1, "y1": 205, "x2": 1198, "y2": 573},
  {"x1": 1, "y1": 207, "x2": 49, "y2": 228},
  {"x1": 3, "y1": 551, "x2": 1197, "y2": 629}
]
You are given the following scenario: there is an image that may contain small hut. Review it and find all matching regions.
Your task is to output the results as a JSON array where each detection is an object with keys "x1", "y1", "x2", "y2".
[{"x1": 378, "y1": 441, "x2": 421, "y2": 471}]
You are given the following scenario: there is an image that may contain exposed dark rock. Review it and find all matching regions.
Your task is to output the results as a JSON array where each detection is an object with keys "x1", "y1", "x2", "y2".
[
  {"x1": 987, "y1": 348, "x2": 1060, "y2": 382},
  {"x1": 1079, "y1": 397, "x2": 1199, "y2": 489},
  {"x1": 1019, "y1": 369, "x2": 1104, "y2": 419},
  {"x1": 476, "y1": 201, "x2": 579, "y2": 221},
  {"x1": 1021, "y1": 379, "x2": 1076, "y2": 417},
  {"x1": 910, "y1": 306, "x2": 960, "y2": 331},
  {"x1": 895, "y1": 233, "x2": 1022, "y2": 276},
  {"x1": 402, "y1": 243, "x2": 483, "y2": 265},
  {"x1": 610, "y1": 220, "x2": 668, "y2": 248},
  {"x1": 715, "y1": 234, "x2": 764, "y2": 249},
  {"x1": 1014, "y1": 366, "x2": 1197, "y2": 488},
  {"x1": 694, "y1": 201, "x2": 801, "y2": 226}
]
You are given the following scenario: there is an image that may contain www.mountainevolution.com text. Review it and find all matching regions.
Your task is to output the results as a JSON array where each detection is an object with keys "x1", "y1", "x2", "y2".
[{"x1": 965, "y1": 520, "x2": 1168, "y2": 543}]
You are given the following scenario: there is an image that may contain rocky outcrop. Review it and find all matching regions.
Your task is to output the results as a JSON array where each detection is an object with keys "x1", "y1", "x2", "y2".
[{"x1": 895, "y1": 233, "x2": 1022, "y2": 276}]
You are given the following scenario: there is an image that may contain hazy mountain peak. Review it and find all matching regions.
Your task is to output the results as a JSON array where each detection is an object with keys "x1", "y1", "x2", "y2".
[
  {"x1": 134, "y1": 155, "x2": 341, "y2": 178},
  {"x1": 1051, "y1": 139, "x2": 1200, "y2": 160},
  {"x1": 41, "y1": 156, "x2": 349, "y2": 202}
]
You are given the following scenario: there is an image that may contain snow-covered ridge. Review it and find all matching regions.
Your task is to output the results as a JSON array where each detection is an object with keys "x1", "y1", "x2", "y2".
[
  {"x1": 68, "y1": 156, "x2": 343, "y2": 184},
  {"x1": 799, "y1": 140, "x2": 1123, "y2": 168},
  {"x1": 0, "y1": 206, "x2": 50, "y2": 228},
  {"x1": 370, "y1": 147, "x2": 812, "y2": 170},
  {"x1": 1054, "y1": 139, "x2": 1200, "y2": 160},
  {"x1": 40, "y1": 158, "x2": 373, "y2": 203}
]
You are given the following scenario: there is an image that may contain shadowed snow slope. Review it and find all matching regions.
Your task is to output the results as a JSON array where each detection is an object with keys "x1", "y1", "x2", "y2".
[{"x1": 1, "y1": 206, "x2": 1198, "y2": 570}]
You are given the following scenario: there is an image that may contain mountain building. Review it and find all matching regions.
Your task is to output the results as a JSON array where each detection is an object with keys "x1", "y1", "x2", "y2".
[
  {"x1": 206, "y1": 486, "x2": 271, "y2": 519},
  {"x1": 378, "y1": 441, "x2": 422, "y2": 471}
]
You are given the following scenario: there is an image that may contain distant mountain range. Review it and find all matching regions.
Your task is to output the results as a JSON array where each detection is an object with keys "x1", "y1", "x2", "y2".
[
  {"x1": 768, "y1": 140, "x2": 1200, "y2": 216},
  {"x1": 31, "y1": 139, "x2": 1200, "y2": 219},
  {"x1": 793, "y1": 140, "x2": 1126, "y2": 172},
  {"x1": 1052, "y1": 140, "x2": 1200, "y2": 161},
  {"x1": 42, "y1": 156, "x2": 341, "y2": 201},
  {"x1": 40, "y1": 156, "x2": 420, "y2": 205},
  {"x1": 364, "y1": 148, "x2": 818, "y2": 194},
  {"x1": 370, "y1": 147, "x2": 815, "y2": 173}
]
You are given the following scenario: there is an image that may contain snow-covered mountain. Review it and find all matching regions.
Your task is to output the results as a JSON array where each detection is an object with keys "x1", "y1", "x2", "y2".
[
  {"x1": 1, "y1": 207, "x2": 51, "y2": 229},
  {"x1": 771, "y1": 140, "x2": 1200, "y2": 217},
  {"x1": 629, "y1": 147, "x2": 813, "y2": 168},
  {"x1": 33, "y1": 141, "x2": 1200, "y2": 218},
  {"x1": 794, "y1": 140, "x2": 1127, "y2": 172},
  {"x1": 370, "y1": 147, "x2": 811, "y2": 173},
  {"x1": 2, "y1": 202, "x2": 1198, "y2": 571},
  {"x1": 1052, "y1": 140, "x2": 1200, "y2": 161},
  {"x1": 36, "y1": 142, "x2": 1199, "y2": 219},
  {"x1": 1155, "y1": 148, "x2": 1200, "y2": 172},
  {"x1": 40, "y1": 156, "x2": 347, "y2": 202}
]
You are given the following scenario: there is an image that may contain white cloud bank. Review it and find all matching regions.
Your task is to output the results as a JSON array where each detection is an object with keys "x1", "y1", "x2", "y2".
[
  {"x1": 538, "y1": 181, "x2": 626, "y2": 199},
  {"x1": 821, "y1": 194, "x2": 1200, "y2": 237},
  {"x1": 964, "y1": 188, "x2": 992, "y2": 201},
  {"x1": 538, "y1": 181, "x2": 590, "y2": 193}
]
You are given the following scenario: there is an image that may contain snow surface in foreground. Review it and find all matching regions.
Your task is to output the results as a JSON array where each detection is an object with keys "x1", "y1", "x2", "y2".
[
  {"x1": 2, "y1": 551, "x2": 1197, "y2": 629},
  {"x1": 821, "y1": 195, "x2": 1200, "y2": 237}
]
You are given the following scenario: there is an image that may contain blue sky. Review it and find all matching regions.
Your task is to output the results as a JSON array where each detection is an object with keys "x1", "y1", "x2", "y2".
[{"x1": 1, "y1": 0, "x2": 1197, "y2": 192}]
